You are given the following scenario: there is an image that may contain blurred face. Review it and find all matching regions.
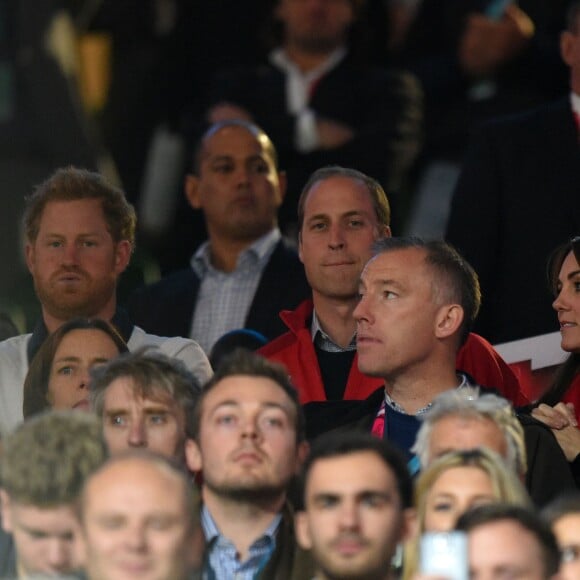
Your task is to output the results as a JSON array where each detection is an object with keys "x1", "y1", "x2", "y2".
[
  {"x1": 552, "y1": 250, "x2": 580, "y2": 353},
  {"x1": 552, "y1": 513, "x2": 580, "y2": 580},
  {"x1": 0, "y1": 496, "x2": 81, "y2": 576},
  {"x1": 296, "y1": 451, "x2": 410, "y2": 580},
  {"x1": 276, "y1": 0, "x2": 354, "y2": 53},
  {"x1": 25, "y1": 199, "x2": 131, "y2": 326},
  {"x1": 424, "y1": 466, "x2": 496, "y2": 532},
  {"x1": 428, "y1": 416, "x2": 508, "y2": 466},
  {"x1": 81, "y1": 459, "x2": 193, "y2": 580},
  {"x1": 354, "y1": 248, "x2": 444, "y2": 379},
  {"x1": 299, "y1": 176, "x2": 388, "y2": 303},
  {"x1": 186, "y1": 376, "x2": 302, "y2": 500},
  {"x1": 186, "y1": 126, "x2": 285, "y2": 246},
  {"x1": 468, "y1": 520, "x2": 549, "y2": 580},
  {"x1": 101, "y1": 378, "x2": 187, "y2": 460},
  {"x1": 49, "y1": 328, "x2": 122, "y2": 411}
]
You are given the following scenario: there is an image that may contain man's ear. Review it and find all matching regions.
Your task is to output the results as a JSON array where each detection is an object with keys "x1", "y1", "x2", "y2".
[
  {"x1": 294, "y1": 510, "x2": 313, "y2": 550},
  {"x1": 399, "y1": 507, "x2": 417, "y2": 544},
  {"x1": 114, "y1": 240, "x2": 132, "y2": 275},
  {"x1": 560, "y1": 30, "x2": 576, "y2": 67},
  {"x1": 277, "y1": 170, "x2": 288, "y2": 204},
  {"x1": 184, "y1": 174, "x2": 202, "y2": 210},
  {"x1": 185, "y1": 438, "x2": 203, "y2": 473},
  {"x1": 434, "y1": 304, "x2": 464, "y2": 339},
  {"x1": 295, "y1": 440, "x2": 310, "y2": 475},
  {"x1": 24, "y1": 243, "x2": 35, "y2": 275},
  {"x1": 0, "y1": 489, "x2": 14, "y2": 533}
]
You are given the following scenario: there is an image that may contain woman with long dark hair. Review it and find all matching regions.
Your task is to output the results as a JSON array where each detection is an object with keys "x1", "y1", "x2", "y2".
[{"x1": 532, "y1": 237, "x2": 580, "y2": 481}]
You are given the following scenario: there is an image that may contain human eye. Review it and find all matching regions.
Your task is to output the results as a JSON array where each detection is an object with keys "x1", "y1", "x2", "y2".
[
  {"x1": 432, "y1": 500, "x2": 452, "y2": 512},
  {"x1": 250, "y1": 158, "x2": 270, "y2": 174},
  {"x1": 383, "y1": 290, "x2": 397, "y2": 300},
  {"x1": 260, "y1": 412, "x2": 286, "y2": 430},
  {"x1": 361, "y1": 493, "x2": 387, "y2": 508},
  {"x1": 309, "y1": 221, "x2": 327, "y2": 232},
  {"x1": 348, "y1": 217, "x2": 365, "y2": 228},
  {"x1": 81, "y1": 239, "x2": 98, "y2": 248},
  {"x1": 108, "y1": 414, "x2": 127, "y2": 427},
  {"x1": 212, "y1": 160, "x2": 234, "y2": 174},
  {"x1": 98, "y1": 516, "x2": 125, "y2": 530},
  {"x1": 149, "y1": 516, "x2": 175, "y2": 531},
  {"x1": 57, "y1": 365, "x2": 74, "y2": 376},
  {"x1": 215, "y1": 412, "x2": 238, "y2": 427},
  {"x1": 148, "y1": 413, "x2": 169, "y2": 426},
  {"x1": 315, "y1": 496, "x2": 339, "y2": 509},
  {"x1": 46, "y1": 239, "x2": 63, "y2": 248}
]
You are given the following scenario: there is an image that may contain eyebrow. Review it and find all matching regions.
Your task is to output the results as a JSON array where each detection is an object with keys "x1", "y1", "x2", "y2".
[
  {"x1": 209, "y1": 400, "x2": 291, "y2": 416},
  {"x1": 54, "y1": 356, "x2": 111, "y2": 365},
  {"x1": 566, "y1": 269, "x2": 580, "y2": 280}
]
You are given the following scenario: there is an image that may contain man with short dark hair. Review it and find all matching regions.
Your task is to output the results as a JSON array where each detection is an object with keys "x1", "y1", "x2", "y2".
[
  {"x1": 128, "y1": 120, "x2": 310, "y2": 354},
  {"x1": 0, "y1": 411, "x2": 108, "y2": 577},
  {"x1": 185, "y1": 349, "x2": 313, "y2": 579},
  {"x1": 90, "y1": 350, "x2": 202, "y2": 462},
  {"x1": 0, "y1": 166, "x2": 212, "y2": 436},
  {"x1": 456, "y1": 504, "x2": 561, "y2": 580},
  {"x1": 295, "y1": 431, "x2": 413, "y2": 580}
]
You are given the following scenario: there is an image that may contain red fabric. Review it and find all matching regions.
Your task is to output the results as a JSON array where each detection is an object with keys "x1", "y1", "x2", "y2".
[
  {"x1": 259, "y1": 300, "x2": 528, "y2": 406},
  {"x1": 562, "y1": 373, "x2": 580, "y2": 424}
]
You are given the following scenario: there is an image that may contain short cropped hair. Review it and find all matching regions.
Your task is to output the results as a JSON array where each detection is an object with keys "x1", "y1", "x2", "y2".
[
  {"x1": 0, "y1": 411, "x2": 107, "y2": 506},
  {"x1": 298, "y1": 431, "x2": 412, "y2": 511},
  {"x1": 297, "y1": 165, "x2": 391, "y2": 233},
  {"x1": 78, "y1": 450, "x2": 199, "y2": 532},
  {"x1": 192, "y1": 119, "x2": 279, "y2": 174},
  {"x1": 23, "y1": 318, "x2": 128, "y2": 419},
  {"x1": 412, "y1": 388, "x2": 527, "y2": 477},
  {"x1": 23, "y1": 166, "x2": 136, "y2": 249},
  {"x1": 456, "y1": 504, "x2": 561, "y2": 578},
  {"x1": 90, "y1": 350, "x2": 202, "y2": 439},
  {"x1": 192, "y1": 349, "x2": 305, "y2": 443},
  {"x1": 372, "y1": 237, "x2": 481, "y2": 345}
]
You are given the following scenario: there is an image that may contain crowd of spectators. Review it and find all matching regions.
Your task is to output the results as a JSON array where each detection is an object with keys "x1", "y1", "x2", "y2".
[{"x1": 0, "y1": 0, "x2": 579, "y2": 578}]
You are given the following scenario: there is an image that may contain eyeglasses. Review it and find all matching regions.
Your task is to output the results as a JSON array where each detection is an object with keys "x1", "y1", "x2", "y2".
[
  {"x1": 572, "y1": 236, "x2": 580, "y2": 265},
  {"x1": 561, "y1": 544, "x2": 580, "y2": 564}
]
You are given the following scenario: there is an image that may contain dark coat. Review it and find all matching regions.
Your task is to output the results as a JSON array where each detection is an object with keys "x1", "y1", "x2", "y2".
[
  {"x1": 127, "y1": 238, "x2": 310, "y2": 342},
  {"x1": 446, "y1": 98, "x2": 580, "y2": 343}
]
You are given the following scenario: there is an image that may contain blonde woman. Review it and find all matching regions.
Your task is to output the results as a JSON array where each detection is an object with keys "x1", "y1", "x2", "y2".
[{"x1": 403, "y1": 447, "x2": 531, "y2": 580}]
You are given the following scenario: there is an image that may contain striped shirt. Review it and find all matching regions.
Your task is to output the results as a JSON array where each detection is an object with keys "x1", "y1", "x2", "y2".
[
  {"x1": 190, "y1": 228, "x2": 281, "y2": 354},
  {"x1": 201, "y1": 505, "x2": 282, "y2": 580}
]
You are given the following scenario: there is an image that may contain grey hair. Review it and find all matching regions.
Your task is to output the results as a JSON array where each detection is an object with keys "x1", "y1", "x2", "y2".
[{"x1": 412, "y1": 388, "x2": 527, "y2": 477}]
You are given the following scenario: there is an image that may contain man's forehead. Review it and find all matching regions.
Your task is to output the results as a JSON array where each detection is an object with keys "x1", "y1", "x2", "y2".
[
  {"x1": 308, "y1": 452, "x2": 398, "y2": 492},
  {"x1": 204, "y1": 376, "x2": 294, "y2": 412},
  {"x1": 104, "y1": 378, "x2": 179, "y2": 409}
]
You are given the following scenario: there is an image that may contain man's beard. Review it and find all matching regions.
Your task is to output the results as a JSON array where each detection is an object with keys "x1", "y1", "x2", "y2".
[
  {"x1": 34, "y1": 271, "x2": 116, "y2": 321},
  {"x1": 204, "y1": 478, "x2": 288, "y2": 503}
]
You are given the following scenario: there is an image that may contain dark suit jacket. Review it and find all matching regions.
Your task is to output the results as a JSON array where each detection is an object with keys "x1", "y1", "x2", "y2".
[
  {"x1": 127, "y1": 238, "x2": 310, "y2": 343},
  {"x1": 446, "y1": 98, "x2": 580, "y2": 343},
  {"x1": 207, "y1": 53, "x2": 423, "y2": 226}
]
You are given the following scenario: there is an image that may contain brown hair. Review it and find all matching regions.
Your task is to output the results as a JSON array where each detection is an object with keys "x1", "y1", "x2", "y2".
[
  {"x1": 297, "y1": 165, "x2": 390, "y2": 233},
  {"x1": 24, "y1": 166, "x2": 136, "y2": 249}
]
